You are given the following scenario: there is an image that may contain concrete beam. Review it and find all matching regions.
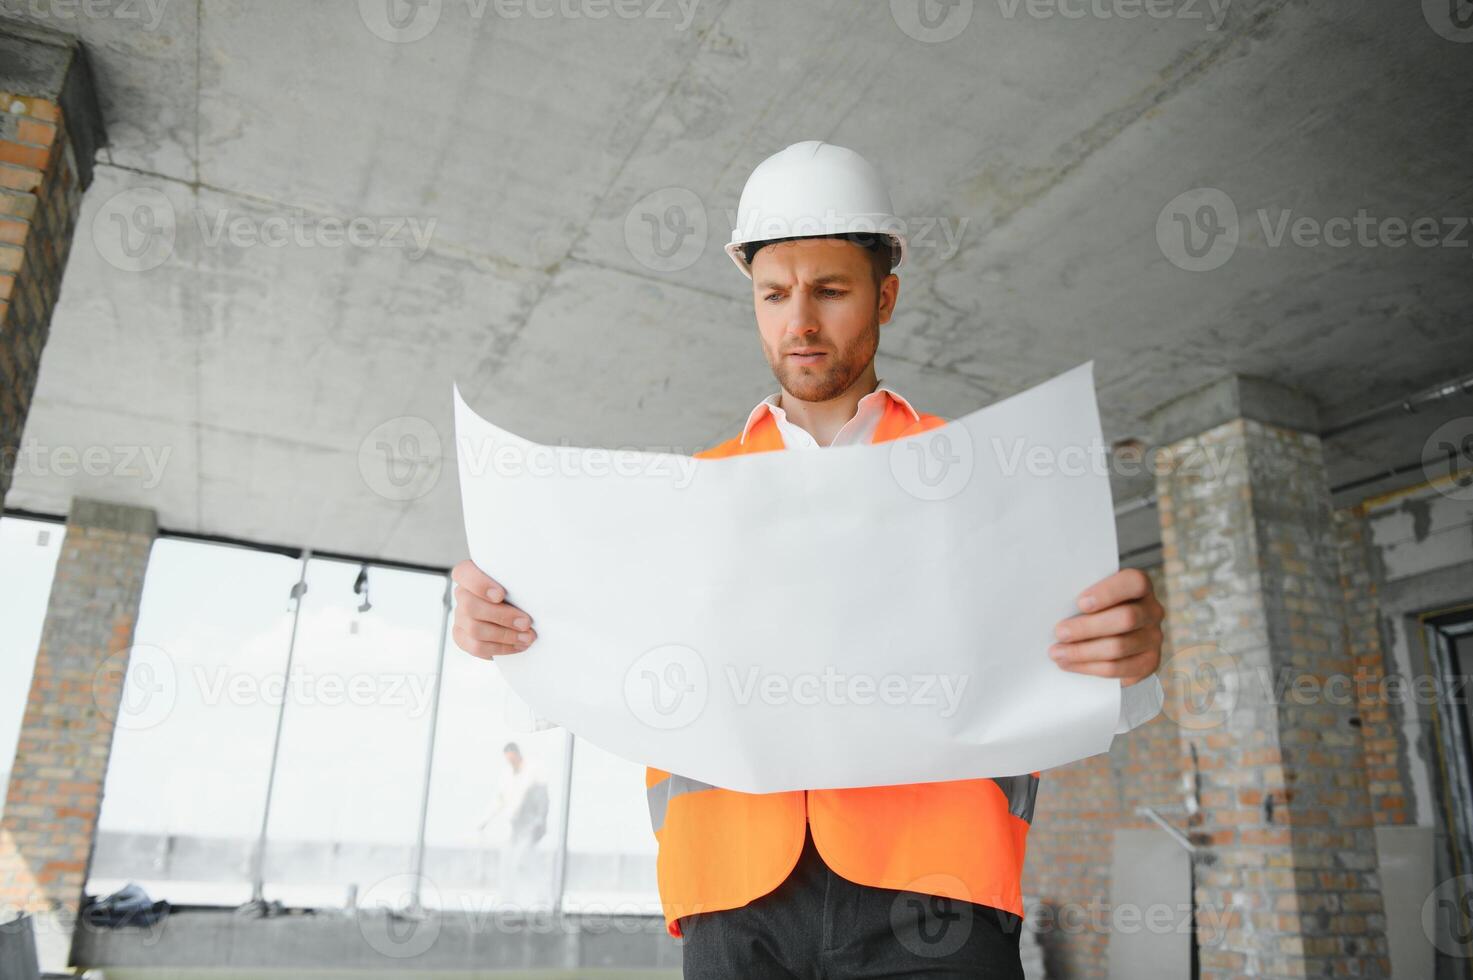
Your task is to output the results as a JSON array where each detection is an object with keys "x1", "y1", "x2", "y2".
[
  {"x1": 1146, "y1": 374, "x2": 1320, "y2": 447},
  {"x1": 0, "y1": 20, "x2": 106, "y2": 189}
]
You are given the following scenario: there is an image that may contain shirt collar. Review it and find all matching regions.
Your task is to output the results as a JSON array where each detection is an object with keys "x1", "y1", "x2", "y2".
[{"x1": 738, "y1": 379, "x2": 920, "y2": 445}]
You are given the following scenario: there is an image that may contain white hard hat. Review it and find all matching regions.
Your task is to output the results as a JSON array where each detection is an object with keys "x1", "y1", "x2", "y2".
[{"x1": 725, "y1": 140, "x2": 907, "y2": 279}]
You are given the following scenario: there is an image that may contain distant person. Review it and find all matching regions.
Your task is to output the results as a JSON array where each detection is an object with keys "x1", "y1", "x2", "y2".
[{"x1": 478, "y1": 742, "x2": 548, "y2": 905}]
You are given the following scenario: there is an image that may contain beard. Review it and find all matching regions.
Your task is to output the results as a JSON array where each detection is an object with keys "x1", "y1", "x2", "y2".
[{"x1": 767, "y1": 318, "x2": 880, "y2": 403}]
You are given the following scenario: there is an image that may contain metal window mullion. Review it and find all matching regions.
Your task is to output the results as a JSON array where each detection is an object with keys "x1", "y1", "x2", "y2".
[
  {"x1": 409, "y1": 573, "x2": 454, "y2": 912},
  {"x1": 551, "y1": 731, "x2": 576, "y2": 916},
  {"x1": 250, "y1": 548, "x2": 311, "y2": 904}
]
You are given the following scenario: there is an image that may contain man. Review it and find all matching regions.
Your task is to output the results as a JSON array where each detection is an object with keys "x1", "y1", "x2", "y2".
[
  {"x1": 478, "y1": 742, "x2": 549, "y2": 906},
  {"x1": 452, "y1": 141, "x2": 1165, "y2": 977}
]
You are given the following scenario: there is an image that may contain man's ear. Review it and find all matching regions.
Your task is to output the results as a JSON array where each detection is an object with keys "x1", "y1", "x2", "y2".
[{"x1": 877, "y1": 273, "x2": 900, "y2": 326}]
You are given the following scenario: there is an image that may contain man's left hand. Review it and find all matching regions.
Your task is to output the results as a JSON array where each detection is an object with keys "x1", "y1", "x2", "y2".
[{"x1": 1050, "y1": 568, "x2": 1164, "y2": 688}]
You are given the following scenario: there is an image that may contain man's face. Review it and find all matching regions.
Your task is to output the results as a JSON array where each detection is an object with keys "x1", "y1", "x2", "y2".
[
  {"x1": 750, "y1": 238, "x2": 898, "y2": 402},
  {"x1": 504, "y1": 749, "x2": 522, "y2": 772}
]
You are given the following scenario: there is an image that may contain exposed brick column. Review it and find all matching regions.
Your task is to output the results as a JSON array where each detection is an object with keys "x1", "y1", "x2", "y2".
[
  {"x1": 1152, "y1": 377, "x2": 1390, "y2": 979},
  {"x1": 0, "y1": 499, "x2": 156, "y2": 972},
  {"x1": 0, "y1": 23, "x2": 105, "y2": 509},
  {"x1": 1332, "y1": 507, "x2": 1415, "y2": 828}
]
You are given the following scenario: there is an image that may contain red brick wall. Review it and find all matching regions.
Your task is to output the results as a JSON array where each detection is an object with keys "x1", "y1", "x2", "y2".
[
  {"x1": 1333, "y1": 507, "x2": 1414, "y2": 827},
  {"x1": 1, "y1": 89, "x2": 82, "y2": 507},
  {"x1": 0, "y1": 501, "x2": 155, "y2": 962},
  {"x1": 1025, "y1": 480, "x2": 1402, "y2": 978},
  {"x1": 1023, "y1": 566, "x2": 1186, "y2": 979}
]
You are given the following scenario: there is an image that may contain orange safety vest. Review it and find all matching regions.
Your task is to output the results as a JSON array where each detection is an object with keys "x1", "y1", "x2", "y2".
[{"x1": 647, "y1": 391, "x2": 1041, "y2": 938}]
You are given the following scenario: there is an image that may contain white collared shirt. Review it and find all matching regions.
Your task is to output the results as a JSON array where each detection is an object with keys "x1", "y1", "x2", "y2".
[
  {"x1": 740, "y1": 379, "x2": 921, "y2": 448},
  {"x1": 741, "y1": 380, "x2": 1166, "y2": 736}
]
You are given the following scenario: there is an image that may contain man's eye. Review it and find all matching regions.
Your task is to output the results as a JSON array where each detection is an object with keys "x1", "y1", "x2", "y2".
[
  {"x1": 820, "y1": 288, "x2": 845, "y2": 298},
  {"x1": 763, "y1": 293, "x2": 783, "y2": 302}
]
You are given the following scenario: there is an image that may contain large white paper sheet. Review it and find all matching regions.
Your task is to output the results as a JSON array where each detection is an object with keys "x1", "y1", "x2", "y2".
[{"x1": 453, "y1": 362, "x2": 1123, "y2": 794}]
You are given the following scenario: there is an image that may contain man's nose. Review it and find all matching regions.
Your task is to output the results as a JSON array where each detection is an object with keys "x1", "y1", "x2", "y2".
[{"x1": 785, "y1": 290, "x2": 821, "y2": 336}]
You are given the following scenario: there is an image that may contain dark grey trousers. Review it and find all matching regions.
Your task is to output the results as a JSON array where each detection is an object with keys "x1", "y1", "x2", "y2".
[{"x1": 679, "y1": 824, "x2": 1026, "y2": 979}]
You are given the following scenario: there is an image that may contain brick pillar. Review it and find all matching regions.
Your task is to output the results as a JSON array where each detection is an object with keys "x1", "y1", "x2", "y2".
[
  {"x1": 0, "y1": 498, "x2": 156, "y2": 972},
  {"x1": 0, "y1": 23, "x2": 105, "y2": 508},
  {"x1": 1332, "y1": 507, "x2": 1414, "y2": 828},
  {"x1": 1152, "y1": 376, "x2": 1390, "y2": 979}
]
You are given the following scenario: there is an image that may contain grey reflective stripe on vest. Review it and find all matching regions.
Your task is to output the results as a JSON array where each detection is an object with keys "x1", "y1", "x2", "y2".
[
  {"x1": 647, "y1": 774, "x2": 718, "y2": 834},
  {"x1": 649, "y1": 773, "x2": 1038, "y2": 832},
  {"x1": 990, "y1": 774, "x2": 1040, "y2": 824}
]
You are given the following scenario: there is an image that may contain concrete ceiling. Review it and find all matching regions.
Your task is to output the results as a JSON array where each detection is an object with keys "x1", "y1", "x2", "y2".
[{"x1": 4, "y1": 0, "x2": 1470, "y2": 566}]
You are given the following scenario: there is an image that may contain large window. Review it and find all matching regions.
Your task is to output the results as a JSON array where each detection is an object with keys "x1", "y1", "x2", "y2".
[
  {"x1": 421, "y1": 627, "x2": 571, "y2": 913},
  {"x1": 1421, "y1": 608, "x2": 1473, "y2": 968},
  {"x1": 259, "y1": 557, "x2": 447, "y2": 908},
  {"x1": 564, "y1": 740, "x2": 660, "y2": 915},
  {"x1": 87, "y1": 537, "x2": 301, "y2": 905},
  {"x1": 62, "y1": 534, "x2": 656, "y2": 919}
]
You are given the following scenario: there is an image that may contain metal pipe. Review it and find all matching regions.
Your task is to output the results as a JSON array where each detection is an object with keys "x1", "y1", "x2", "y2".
[
  {"x1": 1108, "y1": 368, "x2": 1473, "y2": 518},
  {"x1": 1113, "y1": 492, "x2": 1157, "y2": 518},
  {"x1": 249, "y1": 548, "x2": 312, "y2": 906},
  {"x1": 408, "y1": 573, "x2": 455, "y2": 913},
  {"x1": 1136, "y1": 805, "x2": 1196, "y2": 855},
  {"x1": 1319, "y1": 370, "x2": 1473, "y2": 440}
]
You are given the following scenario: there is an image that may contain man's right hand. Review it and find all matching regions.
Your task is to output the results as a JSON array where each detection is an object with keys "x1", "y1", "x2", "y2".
[{"x1": 451, "y1": 558, "x2": 537, "y2": 659}]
